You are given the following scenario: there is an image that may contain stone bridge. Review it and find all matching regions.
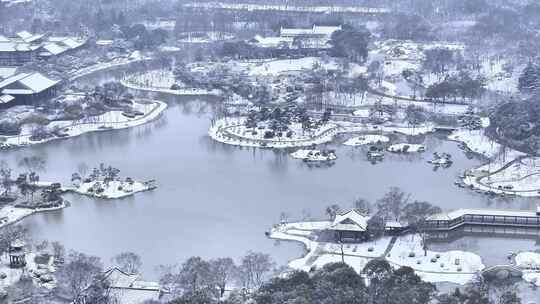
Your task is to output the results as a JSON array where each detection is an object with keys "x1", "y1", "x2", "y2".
[{"x1": 481, "y1": 265, "x2": 523, "y2": 280}]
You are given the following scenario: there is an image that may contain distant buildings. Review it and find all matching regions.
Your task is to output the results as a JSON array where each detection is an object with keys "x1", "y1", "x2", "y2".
[
  {"x1": 0, "y1": 71, "x2": 60, "y2": 108},
  {"x1": 249, "y1": 25, "x2": 341, "y2": 50},
  {"x1": 0, "y1": 31, "x2": 87, "y2": 66}
]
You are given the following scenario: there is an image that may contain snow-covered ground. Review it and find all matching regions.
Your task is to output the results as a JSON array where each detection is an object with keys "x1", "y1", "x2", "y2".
[
  {"x1": 177, "y1": 31, "x2": 234, "y2": 43},
  {"x1": 448, "y1": 129, "x2": 501, "y2": 158},
  {"x1": 121, "y1": 69, "x2": 222, "y2": 96},
  {"x1": 343, "y1": 134, "x2": 389, "y2": 146},
  {"x1": 269, "y1": 221, "x2": 484, "y2": 284},
  {"x1": 184, "y1": 2, "x2": 390, "y2": 14},
  {"x1": 209, "y1": 117, "x2": 339, "y2": 148},
  {"x1": 339, "y1": 121, "x2": 436, "y2": 136},
  {"x1": 121, "y1": 78, "x2": 221, "y2": 96},
  {"x1": 210, "y1": 116, "x2": 439, "y2": 148},
  {"x1": 515, "y1": 251, "x2": 540, "y2": 287},
  {"x1": 65, "y1": 180, "x2": 154, "y2": 199},
  {"x1": 0, "y1": 250, "x2": 57, "y2": 291},
  {"x1": 387, "y1": 143, "x2": 426, "y2": 153},
  {"x1": 68, "y1": 52, "x2": 150, "y2": 82},
  {"x1": 515, "y1": 252, "x2": 540, "y2": 286},
  {"x1": 290, "y1": 149, "x2": 337, "y2": 161},
  {"x1": 0, "y1": 100, "x2": 167, "y2": 149},
  {"x1": 324, "y1": 91, "x2": 469, "y2": 116},
  {"x1": 386, "y1": 234, "x2": 484, "y2": 284},
  {"x1": 0, "y1": 200, "x2": 68, "y2": 229},
  {"x1": 236, "y1": 57, "x2": 340, "y2": 77}
]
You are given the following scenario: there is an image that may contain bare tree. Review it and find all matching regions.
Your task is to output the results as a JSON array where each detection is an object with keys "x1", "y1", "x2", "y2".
[
  {"x1": 56, "y1": 251, "x2": 104, "y2": 301},
  {"x1": 209, "y1": 257, "x2": 237, "y2": 297},
  {"x1": 159, "y1": 257, "x2": 214, "y2": 298},
  {"x1": 112, "y1": 252, "x2": 142, "y2": 274},
  {"x1": 376, "y1": 187, "x2": 410, "y2": 221},
  {"x1": 52, "y1": 241, "x2": 66, "y2": 264},
  {"x1": 239, "y1": 251, "x2": 274, "y2": 290},
  {"x1": 0, "y1": 225, "x2": 28, "y2": 256},
  {"x1": 325, "y1": 204, "x2": 341, "y2": 220}
]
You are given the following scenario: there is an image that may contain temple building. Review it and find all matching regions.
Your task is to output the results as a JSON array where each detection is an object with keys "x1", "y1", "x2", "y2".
[
  {"x1": 8, "y1": 240, "x2": 26, "y2": 268},
  {"x1": 0, "y1": 72, "x2": 60, "y2": 108},
  {"x1": 0, "y1": 31, "x2": 86, "y2": 65},
  {"x1": 328, "y1": 209, "x2": 404, "y2": 243}
]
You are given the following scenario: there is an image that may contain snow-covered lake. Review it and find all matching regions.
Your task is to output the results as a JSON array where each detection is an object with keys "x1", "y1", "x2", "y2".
[{"x1": 5, "y1": 71, "x2": 539, "y2": 281}]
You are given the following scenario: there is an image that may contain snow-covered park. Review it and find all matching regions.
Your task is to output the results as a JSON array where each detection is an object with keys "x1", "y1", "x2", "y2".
[
  {"x1": 209, "y1": 117, "x2": 339, "y2": 148},
  {"x1": 0, "y1": 100, "x2": 167, "y2": 149},
  {"x1": 269, "y1": 221, "x2": 485, "y2": 285}
]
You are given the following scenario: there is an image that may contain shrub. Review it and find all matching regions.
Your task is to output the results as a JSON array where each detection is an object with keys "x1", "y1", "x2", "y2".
[{"x1": 263, "y1": 131, "x2": 275, "y2": 139}]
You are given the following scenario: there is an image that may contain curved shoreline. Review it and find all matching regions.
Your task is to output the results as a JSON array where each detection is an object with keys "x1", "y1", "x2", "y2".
[
  {"x1": 0, "y1": 100, "x2": 168, "y2": 150},
  {"x1": 209, "y1": 119, "x2": 341, "y2": 148},
  {"x1": 0, "y1": 200, "x2": 69, "y2": 229},
  {"x1": 120, "y1": 79, "x2": 222, "y2": 96},
  {"x1": 68, "y1": 57, "x2": 152, "y2": 82}
]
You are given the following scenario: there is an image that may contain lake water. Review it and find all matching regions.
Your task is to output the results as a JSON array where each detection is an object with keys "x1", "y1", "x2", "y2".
[{"x1": 3, "y1": 70, "x2": 539, "y2": 281}]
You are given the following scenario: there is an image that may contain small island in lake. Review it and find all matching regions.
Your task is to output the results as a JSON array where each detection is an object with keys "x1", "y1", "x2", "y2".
[
  {"x1": 67, "y1": 163, "x2": 156, "y2": 199},
  {"x1": 291, "y1": 149, "x2": 337, "y2": 162}
]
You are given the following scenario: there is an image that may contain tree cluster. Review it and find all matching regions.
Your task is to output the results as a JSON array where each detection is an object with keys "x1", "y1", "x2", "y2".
[{"x1": 425, "y1": 73, "x2": 485, "y2": 103}]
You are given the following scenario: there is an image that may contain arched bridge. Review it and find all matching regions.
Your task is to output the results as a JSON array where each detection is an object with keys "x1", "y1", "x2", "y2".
[{"x1": 481, "y1": 265, "x2": 523, "y2": 279}]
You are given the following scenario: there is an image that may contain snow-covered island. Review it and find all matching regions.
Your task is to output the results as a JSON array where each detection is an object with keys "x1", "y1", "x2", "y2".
[
  {"x1": 65, "y1": 164, "x2": 156, "y2": 199},
  {"x1": 209, "y1": 114, "x2": 340, "y2": 148},
  {"x1": 387, "y1": 143, "x2": 426, "y2": 153},
  {"x1": 343, "y1": 134, "x2": 390, "y2": 146},
  {"x1": 428, "y1": 153, "x2": 453, "y2": 167},
  {"x1": 290, "y1": 149, "x2": 337, "y2": 162}
]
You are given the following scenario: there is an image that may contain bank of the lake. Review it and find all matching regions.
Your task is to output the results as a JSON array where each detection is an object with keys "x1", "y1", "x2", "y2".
[{"x1": 5, "y1": 95, "x2": 536, "y2": 280}]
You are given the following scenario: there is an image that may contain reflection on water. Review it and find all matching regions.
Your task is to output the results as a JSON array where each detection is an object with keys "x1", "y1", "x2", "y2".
[{"x1": 4, "y1": 70, "x2": 538, "y2": 281}]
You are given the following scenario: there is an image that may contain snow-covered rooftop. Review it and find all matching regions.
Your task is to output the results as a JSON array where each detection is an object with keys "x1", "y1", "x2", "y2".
[
  {"x1": 0, "y1": 72, "x2": 60, "y2": 95},
  {"x1": 16, "y1": 31, "x2": 44, "y2": 43},
  {"x1": 0, "y1": 95, "x2": 15, "y2": 104},
  {"x1": 280, "y1": 25, "x2": 341, "y2": 38},
  {"x1": 41, "y1": 42, "x2": 67, "y2": 56},
  {"x1": 330, "y1": 209, "x2": 368, "y2": 232},
  {"x1": 251, "y1": 35, "x2": 293, "y2": 48},
  {"x1": 0, "y1": 67, "x2": 17, "y2": 79},
  {"x1": 104, "y1": 268, "x2": 162, "y2": 304}
]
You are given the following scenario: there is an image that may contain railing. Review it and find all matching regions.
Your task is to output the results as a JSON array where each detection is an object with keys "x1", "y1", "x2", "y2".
[{"x1": 424, "y1": 214, "x2": 540, "y2": 231}]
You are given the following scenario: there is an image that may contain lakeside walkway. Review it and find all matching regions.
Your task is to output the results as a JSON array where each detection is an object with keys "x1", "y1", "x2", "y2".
[{"x1": 424, "y1": 208, "x2": 540, "y2": 231}]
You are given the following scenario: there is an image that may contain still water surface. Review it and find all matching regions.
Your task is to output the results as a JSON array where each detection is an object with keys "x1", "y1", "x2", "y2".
[{"x1": 3, "y1": 72, "x2": 538, "y2": 279}]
